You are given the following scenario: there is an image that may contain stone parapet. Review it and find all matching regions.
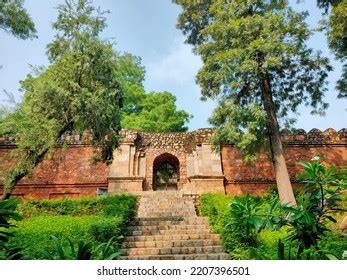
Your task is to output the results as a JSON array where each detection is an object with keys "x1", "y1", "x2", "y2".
[{"x1": 1, "y1": 128, "x2": 345, "y2": 147}]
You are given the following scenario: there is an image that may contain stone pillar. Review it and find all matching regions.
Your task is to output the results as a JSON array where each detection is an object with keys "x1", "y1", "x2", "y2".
[
  {"x1": 185, "y1": 143, "x2": 225, "y2": 194},
  {"x1": 108, "y1": 130, "x2": 144, "y2": 194}
]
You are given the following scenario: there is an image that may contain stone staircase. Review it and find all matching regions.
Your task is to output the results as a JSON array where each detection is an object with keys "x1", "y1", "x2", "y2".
[{"x1": 120, "y1": 191, "x2": 230, "y2": 260}]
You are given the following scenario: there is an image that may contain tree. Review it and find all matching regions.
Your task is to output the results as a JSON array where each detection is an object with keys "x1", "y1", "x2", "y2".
[
  {"x1": 0, "y1": 0, "x2": 143, "y2": 199},
  {"x1": 0, "y1": 0, "x2": 36, "y2": 39},
  {"x1": 316, "y1": 0, "x2": 346, "y2": 98},
  {"x1": 122, "y1": 89, "x2": 192, "y2": 132},
  {"x1": 174, "y1": 0, "x2": 332, "y2": 205},
  {"x1": 86, "y1": 46, "x2": 191, "y2": 133}
]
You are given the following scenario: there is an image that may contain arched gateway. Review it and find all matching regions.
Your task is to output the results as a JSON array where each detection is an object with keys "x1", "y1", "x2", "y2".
[
  {"x1": 108, "y1": 129, "x2": 225, "y2": 194},
  {"x1": 153, "y1": 153, "x2": 179, "y2": 191}
]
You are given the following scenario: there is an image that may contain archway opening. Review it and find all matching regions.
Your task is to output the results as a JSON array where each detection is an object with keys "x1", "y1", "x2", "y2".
[{"x1": 153, "y1": 153, "x2": 179, "y2": 191}]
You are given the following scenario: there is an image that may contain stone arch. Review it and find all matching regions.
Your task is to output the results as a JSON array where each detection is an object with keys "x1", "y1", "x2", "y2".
[{"x1": 152, "y1": 153, "x2": 180, "y2": 191}]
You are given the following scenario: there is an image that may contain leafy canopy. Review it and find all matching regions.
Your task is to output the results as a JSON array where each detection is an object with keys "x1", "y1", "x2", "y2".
[
  {"x1": 0, "y1": 0, "x2": 36, "y2": 39},
  {"x1": 122, "y1": 89, "x2": 191, "y2": 132},
  {"x1": 174, "y1": 0, "x2": 331, "y2": 158},
  {"x1": 118, "y1": 55, "x2": 192, "y2": 132},
  {"x1": 0, "y1": 0, "x2": 141, "y2": 194},
  {"x1": 319, "y1": 0, "x2": 347, "y2": 98}
]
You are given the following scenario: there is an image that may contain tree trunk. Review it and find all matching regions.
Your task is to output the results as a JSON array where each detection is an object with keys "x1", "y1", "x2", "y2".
[{"x1": 260, "y1": 73, "x2": 296, "y2": 206}]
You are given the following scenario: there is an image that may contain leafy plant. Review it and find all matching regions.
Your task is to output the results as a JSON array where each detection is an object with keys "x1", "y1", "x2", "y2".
[
  {"x1": 10, "y1": 195, "x2": 137, "y2": 259},
  {"x1": 89, "y1": 217, "x2": 123, "y2": 243},
  {"x1": 227, "y1": 195, "x2": 262, "y2": 245},
  {"x1": 43, "y1": 235, "x2": 119, "y2": 260},
  {"x1": 17, "y1": 195, "x2": 137, "y2": 219},
  {"x1": 269, "y1": 159, "x2": 346, "y2": 258},
  {"x1": 0, "y1": 198, "x2": 24, "y2": 259}
]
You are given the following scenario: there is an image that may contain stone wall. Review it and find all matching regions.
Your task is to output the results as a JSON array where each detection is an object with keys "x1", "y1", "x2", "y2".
[
  {"x1": 0, "y1": 128, "x2": 346, "y2": 198},
  {"x1": 0, "y1": 144, "x2": 108, "y2": 199}
]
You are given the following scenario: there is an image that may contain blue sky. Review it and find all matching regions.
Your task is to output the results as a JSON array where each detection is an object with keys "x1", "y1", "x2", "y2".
[{"x1": 0, "y1": 0, "x2": 345, "y2": 131}]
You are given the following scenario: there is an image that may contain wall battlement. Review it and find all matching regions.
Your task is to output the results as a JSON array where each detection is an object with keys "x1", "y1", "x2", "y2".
[{"x1": 2, "y1": 127, "x2": 345, "y2": 147}]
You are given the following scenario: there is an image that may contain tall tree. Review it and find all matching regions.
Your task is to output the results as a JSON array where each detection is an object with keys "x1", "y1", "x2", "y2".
[
  {"x1": 0, "y1": 0, "x2": 143, "y2": 199},
  {"x1": 115, "y1": 54, "x2": 192, "y2": 132},
  {"x1": 316, "y1": 0, "x2": 346, "y2": 98},
  {"x1": 122, "y1": 89, "x2": 192, "y2": 132},
  {"x1": 0, "y1": 0, "x2": 36, "y2": 39},
  {"x1": 174, "y1": 0, "x2": 332, "y2": 205}
]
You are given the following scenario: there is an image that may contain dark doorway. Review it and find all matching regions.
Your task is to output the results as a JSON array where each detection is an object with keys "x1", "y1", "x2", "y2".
[{"x1": 153, "y1": 153, "x2": 179, "y2": 191}]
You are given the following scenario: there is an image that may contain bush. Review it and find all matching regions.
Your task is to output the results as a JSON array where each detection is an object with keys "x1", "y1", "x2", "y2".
[
  {"x1": 17, "y1": 194, "x2": 137, "y2": 220},
  {"x1": 88, "y1": 217, "x2": 123, "y2": 243},
  {"x1": 9, "y1": 215, "x2": 100, "y2": 259},
  {"x1": 0, "y1": 198, "x2": 24, "y2": 260},
  {"x1": 199, "y1": 193, "x2": 232, "y2": 232},
  {"x1": 9, "y1": 194, "x2": 138, "y2": 259},
  {"x1": 199, "y1": 193, "x2": 288, "y2": 260},
  {"x1": 270, "y1": 160, "x2": 346, "y2": 259},
  {"x1": 101, "y1": 195, "x2": 137, "y2": 220}
]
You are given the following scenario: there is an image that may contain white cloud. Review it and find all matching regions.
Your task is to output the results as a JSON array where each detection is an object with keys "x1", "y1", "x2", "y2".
[{"x1": 146, "y1": 36, "x2": 202, "y2": 86}]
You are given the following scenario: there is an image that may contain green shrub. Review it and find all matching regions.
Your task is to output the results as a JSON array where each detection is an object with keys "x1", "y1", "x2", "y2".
[
  {"x1": 0, "y1": 198, "x2": 24, "y2": 260},
  {"x1": 199, "y1": 193, "x2": 288, "y2": 260},
  {"x1": 88, "y1": 217, "x2": 123, "y2": 243},
  {"x1": 43, "y1": 235, "x2": 119, "y2": 260},
  {"x1": 269, "y1": 160, "x2": 346, "y2": 259},
  {"x1": 101, "y1": 195, "x2": 137, "y2": 220},
  {"x1": 17, "y1": 194, "x2": 137, "y2": 220},
  {"x1": 199, "y1": 193, "x2": 232, "y2": 232},
  {"x1": 9, "y1": 215, "x2": 100, "y2": 259},
  {"x1": 10, "y1": 194, "x2": 138, "y2": 259},
  {"x1": 228, "y1": 195, "x2": 262, "y2": 245}
]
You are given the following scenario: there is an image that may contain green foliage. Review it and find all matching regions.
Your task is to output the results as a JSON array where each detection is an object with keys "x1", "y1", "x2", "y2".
[
  {"x1": 268, "y1": 159, "x2": 346, "y2": 259},
  {"x1": 228, "y1": 195, "x2": 262, "y2": 245},
  {"x1": 10, "y1": 215, "x2": 99, "y2": 259},
  {"x1": 101, "y1": 195, "x2": 137, "y2": 220},
  {"x1": 0, "y1": 0, "x2": 144, "y2": 197},
  {"x1": 43, "y1": 235, "x2": 119, "y2": 260},
  {"x1": 0, "y1": 198, "x2": 24, "y2": 259},
  {"x1": 122, "y1": 90, "x2": 191, "y2": 132},
  {"x1": 0, "y1": 0, "x2": 36, "y2": 39},
  {"x1": 198, "y1": 193, "x2": 231, "y2": 232},
  {"x1": 88, "y1": 217, "x2": 123, "y2": 243},
  {"x1": 174, "y1": 0, "x2": 331, "y2": 159},
  {"x1": 199, "y1": 170, "x2": 346, "y2": 260},
  {"x1": 209, "y1": 99, "x2": 268, "y2": 161},
  {"x1": 199, "y1": 193, "x2": 276, "y2": 259},
  {"x1": 17, "y1": 195, "x2": 137, "y2": 219},
  {"x1": 9, "y1": 195, "x2": 137, "y2": 259},
  {"x1": 315, "y1": 0, "x2": 346, "y2": 98}
]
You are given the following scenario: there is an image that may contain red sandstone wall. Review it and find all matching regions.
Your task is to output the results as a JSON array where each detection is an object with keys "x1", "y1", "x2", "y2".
[
  {"x1": 0, "y1": 145, "x2": 108, "y2": 199},
  {"x1": 222, "y1": 144, "x2": 347, "y2": 196},
  {"x1": 1, "y1": 129, "x2": 346, "y2": 199}
]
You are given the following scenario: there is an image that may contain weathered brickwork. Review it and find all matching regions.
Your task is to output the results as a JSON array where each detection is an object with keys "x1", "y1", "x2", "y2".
[
  {"x1": 0, "y1": 128, "x2": 346, "y2": 198},
  {"x1": 0, "y1": 145, "x2": 108, "y2": 198}
]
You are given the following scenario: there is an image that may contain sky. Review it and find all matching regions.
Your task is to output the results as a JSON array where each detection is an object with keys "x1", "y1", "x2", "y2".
[{"x1": 0, "y1": 0, "x2": 346, "y2": 131}]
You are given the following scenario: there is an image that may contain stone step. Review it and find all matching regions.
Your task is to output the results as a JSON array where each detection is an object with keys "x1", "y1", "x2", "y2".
[
  {"x1": 120, "y1": 191, "x2": 228, "y2": 260},
  {"x1": 139, "y1": 204, "x2": 194, "y2": 210},
  {"x1": 127, "y1": 224, "x2": 210, "y2": 232},
  {"x1": 124, "y1": 233, "x2": 221, "y2": 242},
  {"x1": 122, "y1": 239, "x2": 221, "y2": 249},
  {"x1": 129, "y1": 217, "x2": 208, "y2": 226},
  {"x1": 127, "y1": 229, "x2": 213, "y2": 236},
  {"x1": 120, "y1": 253, "x2": 230, "y2": 260},
  {"x1": 120, "y1": 245, "x2": 225, "y2": 256},
  {"x1": 137, "y1": 212, "x2": 196, "y2": 217}
]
